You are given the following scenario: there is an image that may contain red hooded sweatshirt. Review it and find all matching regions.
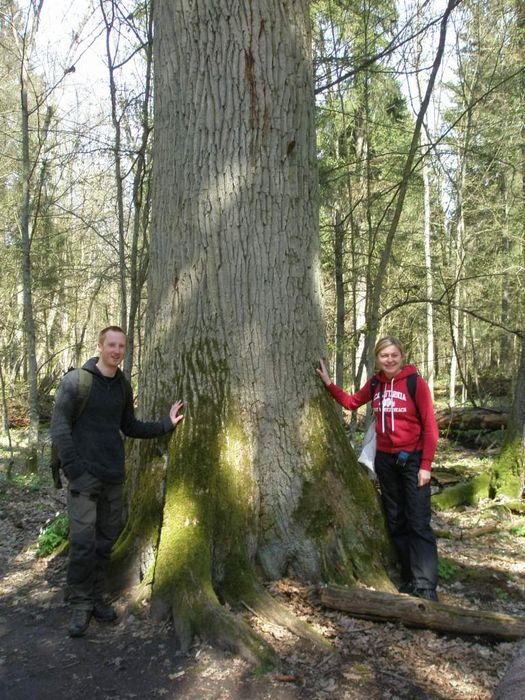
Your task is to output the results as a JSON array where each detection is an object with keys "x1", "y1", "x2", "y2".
[{"x1": 327, "y1": 364, "x2": 438, "y2": 471}]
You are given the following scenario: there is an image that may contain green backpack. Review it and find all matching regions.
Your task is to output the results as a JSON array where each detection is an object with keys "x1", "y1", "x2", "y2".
[{"x1": 50, "y1": 369, "x2": 93, "y2": 489}]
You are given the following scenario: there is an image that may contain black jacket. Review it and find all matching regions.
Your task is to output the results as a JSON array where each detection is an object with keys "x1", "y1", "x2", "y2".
[{"x1": 51, "y1": 357, "x2": 173, "y2": 483}]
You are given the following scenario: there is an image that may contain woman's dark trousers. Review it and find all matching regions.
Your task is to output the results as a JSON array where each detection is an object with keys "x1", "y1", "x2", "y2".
[{"x1": 374, "y1": 450, "x2": 438, "y2": 590}]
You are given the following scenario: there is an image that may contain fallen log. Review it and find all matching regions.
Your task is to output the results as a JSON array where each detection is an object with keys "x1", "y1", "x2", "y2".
[
  {"x1": 435, "y1": 517, "x2": 525, "y2": 540},
  {"x1": 320, "y1": 585, "x2": 525, "y2": 641},
  {"x1": 435, "y1": 406, "x2": 508, "y2": 431},
  {"x1": 431, "y1": 470, "x2": 462, "y2": 486}
]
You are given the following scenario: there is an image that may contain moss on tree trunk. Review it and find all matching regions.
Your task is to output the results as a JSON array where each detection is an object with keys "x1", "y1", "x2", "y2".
[
  {"x1": 111, "y1": 0, "x2": 396, "y2": 658},
  {"x1": 490, "y1": 438, "x2": 524, "y2": 500}
]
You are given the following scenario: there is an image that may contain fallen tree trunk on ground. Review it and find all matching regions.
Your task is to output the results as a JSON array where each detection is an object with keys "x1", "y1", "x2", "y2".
[
  {"x1": 436, "y1": 407, "x2": 508, "y2": 431},
  {"x1": 320, "y1": 585, "x2": 525, "y2": 641},
  {"x1": 434, "y1": 517, "x2": 525, "y2": 540}
]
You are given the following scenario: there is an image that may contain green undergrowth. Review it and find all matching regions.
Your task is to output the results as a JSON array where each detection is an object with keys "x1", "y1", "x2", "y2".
[
  {"x1": 7, "y1": 472, "x2": 43, "y2": 490},
  {"x1": 435, "y1": 441, "x2": 493, "y2": 477},
  {"x1": 438, "y1": 557, "x2": 460, "y2": 582},
  {"x1": 437, "y1": 554, "x2": 520, "y2": 601},
  {"x1": 37, "y1": 513, "x2": 69, "y2": 557},
  {"x1": 510, "y1": 525, "x2": 525, "y2": 536}
]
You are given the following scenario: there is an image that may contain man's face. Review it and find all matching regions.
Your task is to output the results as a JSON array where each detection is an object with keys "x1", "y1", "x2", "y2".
[{"x1": 98, "y1": 330, "x2": 126, "y2": 370}]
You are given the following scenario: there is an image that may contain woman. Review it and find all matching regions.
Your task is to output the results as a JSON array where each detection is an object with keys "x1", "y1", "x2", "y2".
[{"x1": 317, "y1": 336, "x2": 439, "y2": 601}]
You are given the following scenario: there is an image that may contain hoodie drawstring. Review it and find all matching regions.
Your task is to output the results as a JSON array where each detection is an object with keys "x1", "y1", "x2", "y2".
[
  {"x1": 390, "y1": 377, "x2": 395, "y2": 432},
  {"x1": 380, "y1": 377, "x2": 396, "y2": 434},
  {"x1": 381, "y1": 388, "x2": 385, "y2": 433}
]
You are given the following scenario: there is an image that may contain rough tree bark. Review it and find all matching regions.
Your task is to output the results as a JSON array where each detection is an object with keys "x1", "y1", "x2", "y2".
[{"x1": 114, "y1": 0, "x2": 393, "y2": 657}]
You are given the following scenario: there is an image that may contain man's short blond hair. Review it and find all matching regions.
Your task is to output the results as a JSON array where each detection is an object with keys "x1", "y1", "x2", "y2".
[{"x1": 98, "y1": 326, "x2": 126, "y2": 345}]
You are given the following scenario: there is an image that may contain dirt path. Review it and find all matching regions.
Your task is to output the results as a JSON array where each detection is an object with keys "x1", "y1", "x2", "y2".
[{"x1": 1, "y1": 478, "x2": 523, "y2": 699}]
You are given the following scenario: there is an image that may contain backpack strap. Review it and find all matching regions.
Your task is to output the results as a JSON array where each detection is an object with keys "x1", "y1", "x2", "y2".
[
  {"x1": 370, "y1": 373, "x2": 420, "y2": 417},
  {"x1": 76, "y1": 369, "x2": 130, "y2": 420},
  {"x1": 76, "y1": 368, "x2": 130, "y2": 419},
  {"x1": 73, "y1": 369, "x2": 93, "y2": 422},
  {"x1": 406, "y1": 373, "x2": 420, "y2": 420}
]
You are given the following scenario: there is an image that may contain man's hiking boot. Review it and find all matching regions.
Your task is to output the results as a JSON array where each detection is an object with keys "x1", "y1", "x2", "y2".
[
  {"x1": 398, "y1": 581, "x2": 415, "y2": 594},
  {"x1": 68, "y1": 609, "x2": 91, "y2": 637},
  {"x1": 93, "y1": 601, "x2": 118, "y2": 622},
  {"x1": 415, "y1": 588, "x2": 439, "y2": 602}
]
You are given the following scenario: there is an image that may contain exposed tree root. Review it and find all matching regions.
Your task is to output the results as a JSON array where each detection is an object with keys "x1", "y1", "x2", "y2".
[
  {"x1": 240, "y1": 586, "x2": 333, "y2": 652},
  {"x1": 505, "y1": 501, "x2": 525, "y2": 514},
  {"x1": 152, "y1": 587, "x2": 278, "y2": 665},
  {"x1": 145, "y1": 575, "x2": 334, "y2": 664}
]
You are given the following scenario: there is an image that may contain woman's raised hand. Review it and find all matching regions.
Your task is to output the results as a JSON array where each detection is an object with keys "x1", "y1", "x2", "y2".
[{"x1": 316, "y1": 358, "x2": 332, "y2": 387}]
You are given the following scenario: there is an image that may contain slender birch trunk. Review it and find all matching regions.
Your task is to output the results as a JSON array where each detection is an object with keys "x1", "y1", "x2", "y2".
[
  {"x1": 101, "y1": 0, "x2": 128, "y2": 333},
  {"x1": 333, "y1": 209, "x2": 345, "y2": 411},
  {"x1": 422, "y1": 159, "x2": 435, "y2": 396},
  {"x1": 18, "y1": 31, "x2": 39, "y2": 473},
  {"x1": 123, "y1": 6, "x2": 154, "y2": 379},
  {"x1": 499, "y1": 173, "x2": 511, "y2": 367}
]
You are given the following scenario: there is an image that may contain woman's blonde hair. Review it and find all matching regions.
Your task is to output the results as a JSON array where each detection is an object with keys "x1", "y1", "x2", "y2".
[{"x1": 374, "y1": 336, "x2": 405, "y2": 359}]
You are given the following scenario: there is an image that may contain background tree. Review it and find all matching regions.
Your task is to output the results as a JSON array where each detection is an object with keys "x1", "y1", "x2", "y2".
[
  {"x1": 100, "y1": 0, "x2": 154, "y2": 377},
  {"x1": 11, "y1": 0, "x2": 44, "y2": 471}
]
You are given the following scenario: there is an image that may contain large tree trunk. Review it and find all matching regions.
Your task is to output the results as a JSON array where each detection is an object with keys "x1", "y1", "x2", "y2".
[{"x1": 115, "y1": 0, "x2": 392, "y2": 656}]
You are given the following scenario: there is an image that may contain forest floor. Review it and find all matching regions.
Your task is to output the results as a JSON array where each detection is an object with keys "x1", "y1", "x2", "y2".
[{"x1": 1, "y1": 438, "x2": 524, "y2": 700}]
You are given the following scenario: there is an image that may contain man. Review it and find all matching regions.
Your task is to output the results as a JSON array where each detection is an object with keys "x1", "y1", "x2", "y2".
[{"x1": 51, "y1": 326, "x2": 184, "y2": 637}]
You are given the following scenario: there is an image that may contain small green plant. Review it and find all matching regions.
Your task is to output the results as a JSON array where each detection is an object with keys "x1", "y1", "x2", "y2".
[
  {"x1": 37, "y1": 513, "x2": 69, "y2": 557},
  {"x1": 510, "y1": 526, "x2": 525, "y2": 537},
  {"x1": 438, "y1": 557, "x2": 460, "y2": 582},
  {"x1": 494, "y1": 587, "x2": 510, "y2": 602},
  {"x1": 252, "y1": 660, "x2": 274, "y2": 677}
]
